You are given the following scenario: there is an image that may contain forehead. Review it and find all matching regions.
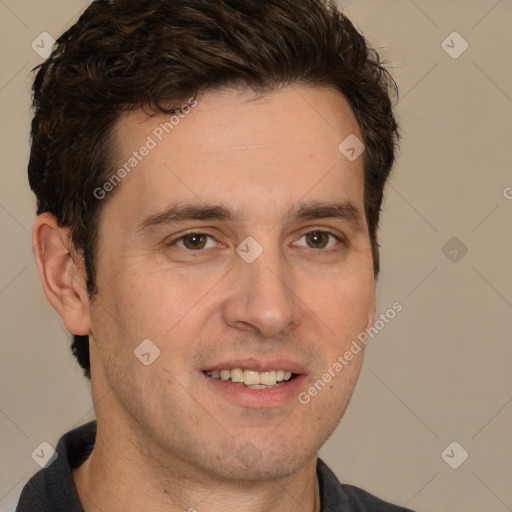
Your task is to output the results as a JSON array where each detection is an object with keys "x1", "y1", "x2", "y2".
[{"x1": 105, "y1": 85, "x2": 365, "y2": 227}]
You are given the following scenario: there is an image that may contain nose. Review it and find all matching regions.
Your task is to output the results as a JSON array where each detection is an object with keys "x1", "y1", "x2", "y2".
[{"x1": 222, "y1": 241, "x2": 302, "y2": 338}]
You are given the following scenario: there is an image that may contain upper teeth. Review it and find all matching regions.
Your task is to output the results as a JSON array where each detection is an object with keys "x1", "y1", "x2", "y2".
[{"x1": 205, "y1": 369, "x2": 293, "y2": 386}]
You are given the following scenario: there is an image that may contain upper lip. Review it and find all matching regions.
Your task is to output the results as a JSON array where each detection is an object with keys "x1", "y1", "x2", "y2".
[{"x1": 202, "y1": 358, "x2": 307, "y2": 375}]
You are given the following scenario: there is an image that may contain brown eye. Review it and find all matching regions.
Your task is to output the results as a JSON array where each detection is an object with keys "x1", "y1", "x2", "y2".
[
  {"x1": 181, "y1": 233, "x2": 209, "y2": 250},
  {"x1": 305, "y1": 231, "x2": 330, "y2": 249},
  {"x1": 293, "y1": 230, "x2": 343, "y2": 251}
]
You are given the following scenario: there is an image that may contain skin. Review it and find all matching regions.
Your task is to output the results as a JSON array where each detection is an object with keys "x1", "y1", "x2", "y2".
[{"x1": 33, "y1": 85, "x2": 376, "y2": 512}]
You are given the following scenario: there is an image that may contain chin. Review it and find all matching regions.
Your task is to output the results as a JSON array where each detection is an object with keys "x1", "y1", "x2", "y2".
[
  {"x1": 198, "y1": 438, "x2": 320, "y2": 483},
  {"x1": 214, "y1": 458, "x2": 311, "y2": 483}
]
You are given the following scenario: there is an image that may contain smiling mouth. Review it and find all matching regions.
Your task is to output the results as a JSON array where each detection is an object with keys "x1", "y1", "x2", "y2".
[{"x1": 203, "y1": 369, "x2": 297, "y2": 389}]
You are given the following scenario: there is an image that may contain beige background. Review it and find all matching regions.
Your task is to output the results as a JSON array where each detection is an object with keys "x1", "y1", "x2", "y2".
[{"x1": 1, "y1": 1, "x2": 511, "y2": 511}]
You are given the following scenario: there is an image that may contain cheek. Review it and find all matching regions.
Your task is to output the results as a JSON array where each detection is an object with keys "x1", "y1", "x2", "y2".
[
  {"x1": 305, "y1": 265, "x2": 375, "y2": 342},
  {"x1": 102, "y1": 261, "x2": 201, "y2": 340}
]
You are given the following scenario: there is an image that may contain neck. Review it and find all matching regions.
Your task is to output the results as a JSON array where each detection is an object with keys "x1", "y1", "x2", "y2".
[{"x1": 72, "y1": 419, "x2": 320, "y2": 512}]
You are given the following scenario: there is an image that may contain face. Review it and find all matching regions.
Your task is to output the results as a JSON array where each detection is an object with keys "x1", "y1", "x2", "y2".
[{"x1": 87, "y1": 85, "x2": 376, "y2": 482}]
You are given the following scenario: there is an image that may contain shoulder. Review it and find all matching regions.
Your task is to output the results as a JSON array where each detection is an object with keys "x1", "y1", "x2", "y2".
[
  {"x1": 337, "y1": 484, "x2": 416, "y2": 512},
  {"x1": 16, "y1": 421, "x2": 96, "y2": 512},
  {"x1": 317, "y1": 458, "x2": 417, "y2": 512}
]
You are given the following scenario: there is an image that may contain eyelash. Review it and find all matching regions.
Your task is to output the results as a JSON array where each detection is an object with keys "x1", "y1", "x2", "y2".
[{"x1": 165, "y1": 229, "x2": 347, "y2": 254}]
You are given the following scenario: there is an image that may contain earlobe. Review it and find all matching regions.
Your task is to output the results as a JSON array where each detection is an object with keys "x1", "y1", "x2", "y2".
[{"x1": 32, "y1": 213, "x2": 91, "y2": 336}]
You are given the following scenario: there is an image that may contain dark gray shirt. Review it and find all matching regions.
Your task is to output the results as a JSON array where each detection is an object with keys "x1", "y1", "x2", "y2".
[{"x1": 17, "y1": 421, "x2": 416, "y2": 511}]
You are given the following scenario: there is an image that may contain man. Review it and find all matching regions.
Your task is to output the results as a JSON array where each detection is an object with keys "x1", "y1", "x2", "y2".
[{"x1": 18, "y1": 0, "x2": 409, "y2": 510}]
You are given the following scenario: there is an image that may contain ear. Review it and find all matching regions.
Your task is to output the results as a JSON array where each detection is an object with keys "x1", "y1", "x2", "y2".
[
  {"x1": 32, "y1": 213, "x2": 91, "y2": 335},
  {"x1": 367, "y1": 274, "x2": 378, "y2": 329}
]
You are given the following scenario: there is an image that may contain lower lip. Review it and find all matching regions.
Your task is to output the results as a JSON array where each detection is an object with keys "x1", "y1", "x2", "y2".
[{"x1": 203, "y1": 373, "x2": 307, "y2": 408}]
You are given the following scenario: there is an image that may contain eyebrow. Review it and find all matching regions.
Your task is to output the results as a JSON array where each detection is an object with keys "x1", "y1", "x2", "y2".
[
  {"x1": 135, "y1": 200, "x2": 364, "y2": 234},
  {"x1": 291, "y1": 201, "x2": 364, "y2": 231},
  {"x1": 136, "y1": 204, "x2": 240, "y2": 234}
]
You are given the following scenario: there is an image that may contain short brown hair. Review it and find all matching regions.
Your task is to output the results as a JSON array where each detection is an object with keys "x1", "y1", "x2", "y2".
[{"x1": 29, "y1": 0, "x2": 399, "y2": 377}]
